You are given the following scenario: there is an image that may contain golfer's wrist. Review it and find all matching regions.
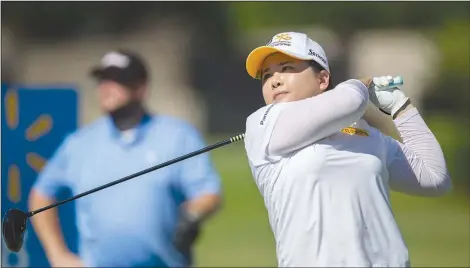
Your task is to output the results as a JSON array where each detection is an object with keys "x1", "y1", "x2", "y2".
[
  {"x1": 393, "y1": 102, "x2": 414, "y2": 119},
  {"x1": 358, "y1": 77, "x2": 373, "y2": 88}
]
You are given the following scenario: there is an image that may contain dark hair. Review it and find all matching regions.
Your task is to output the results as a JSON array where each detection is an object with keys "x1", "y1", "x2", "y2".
[
  {"x1": 309, "y1": 60, "x2": 334, "y2": 91},
  {"x1": 260, "y1": 59, "x2": 335, "y2": 91}
]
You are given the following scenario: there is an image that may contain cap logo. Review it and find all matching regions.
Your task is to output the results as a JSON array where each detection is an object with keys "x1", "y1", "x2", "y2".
[
  {"x1": 308, "y1": 49, "x2": 327, "y2": 65},
  {"x1": 101, "y1": 52, "x2": 130, "y2": 68},
  {"x1": 274, "y1": 33, "x2": 292, "y2": 41},
  {"x1": 267, "y1": 33, "x2": 292, "y2": 47}
]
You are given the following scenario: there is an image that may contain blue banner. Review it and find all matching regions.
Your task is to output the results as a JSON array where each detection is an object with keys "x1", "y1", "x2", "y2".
[{"x1": 2, "y1": 84, "x2": 79, "y2": 267}]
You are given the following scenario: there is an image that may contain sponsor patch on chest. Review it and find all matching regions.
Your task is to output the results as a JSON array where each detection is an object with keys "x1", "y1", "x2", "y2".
[{"x1": 341, "y1": 127, "x2": 369, "y2": 137}]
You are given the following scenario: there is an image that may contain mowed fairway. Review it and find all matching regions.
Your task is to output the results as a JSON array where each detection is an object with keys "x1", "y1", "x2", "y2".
[{"x1": 194, "y1": 137, "x2": 470, "y2": 267}]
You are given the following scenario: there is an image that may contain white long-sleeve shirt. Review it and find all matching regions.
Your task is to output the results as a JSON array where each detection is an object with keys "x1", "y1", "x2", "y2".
[{"x1": 244, "y1": 79, "x2": 452, "y2": 267}]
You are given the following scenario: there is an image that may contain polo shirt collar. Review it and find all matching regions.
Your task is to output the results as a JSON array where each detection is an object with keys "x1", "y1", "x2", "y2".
[{"x1": 105, "y1": 113, "x2": 153, "y2": 145}]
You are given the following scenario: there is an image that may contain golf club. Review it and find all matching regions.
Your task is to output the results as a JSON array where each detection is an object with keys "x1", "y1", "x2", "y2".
[{"x1": 2, "y1": 133, "x2": 246, "y2": 253}]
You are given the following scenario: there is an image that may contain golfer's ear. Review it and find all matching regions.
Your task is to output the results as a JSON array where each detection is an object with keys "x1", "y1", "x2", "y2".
[{"x1": 319, "y1": 70, "x2": 330, "y2": 91}]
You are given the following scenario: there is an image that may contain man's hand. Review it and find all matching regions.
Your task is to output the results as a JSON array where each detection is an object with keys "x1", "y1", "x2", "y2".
[
  {"x1": 368, "y1": 76, "x2": 410, "y2": 118},
  {"x1": 49, "y1": 250, "x2": 84, "y2": 268},
  {"x1": 173, "y1": 209, "x2": 201, "y2": 256},
  {"x1": 173, "y1": 194, "x2": 221, "y2": 256}
]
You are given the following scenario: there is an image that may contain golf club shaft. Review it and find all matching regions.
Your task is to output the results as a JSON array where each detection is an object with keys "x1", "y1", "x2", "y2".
[{"x1": 28, "y1": 134, "x2": 246, "y2": 217}]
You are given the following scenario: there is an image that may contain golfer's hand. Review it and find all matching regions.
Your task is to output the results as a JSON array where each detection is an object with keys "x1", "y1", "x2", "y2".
[
  {"x1": 49, "y1": 251, "x2": 84, "y2": 268},
  {"x1": 368, "y1": 76, "x2": 410, "y2": 118},
  {"x1": 173, "y1": 209, "x2": 201, "y2": 256}
]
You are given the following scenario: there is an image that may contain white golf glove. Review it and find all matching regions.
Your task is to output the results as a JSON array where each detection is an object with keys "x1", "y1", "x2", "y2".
[{"x1": 369, "y1": 76, "x2": 410, "y2": 117}]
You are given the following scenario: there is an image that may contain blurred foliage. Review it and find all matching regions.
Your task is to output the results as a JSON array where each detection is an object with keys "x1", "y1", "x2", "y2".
[
  {"x1": 425, "y1": 18, "x2": 470, "y2": 189},
  {"x1": 1, "y1": 2, "x2": 227, "y2": 40},
  {"x1": 427, "y1": 18, "x2": 470, "y2": 116},
  {"x1": 427, "y1": 116, "x2": 470, "y2": 194},
  {"x1": 435, "y1": 19, "x2": 470, "y2": 77},
  {"x1": 228, "y1": 2, "x2": 470, "y2": 33}
]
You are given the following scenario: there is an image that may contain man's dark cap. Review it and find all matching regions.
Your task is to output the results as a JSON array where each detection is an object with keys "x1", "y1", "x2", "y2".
[{"x1": 90, "y1": 49, "x2": 149, "y2": 89}]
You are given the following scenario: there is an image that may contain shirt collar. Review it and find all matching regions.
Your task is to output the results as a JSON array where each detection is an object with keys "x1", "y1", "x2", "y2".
[{"x1": 105, "y1": 113, "x2": 153, "y2": 145}]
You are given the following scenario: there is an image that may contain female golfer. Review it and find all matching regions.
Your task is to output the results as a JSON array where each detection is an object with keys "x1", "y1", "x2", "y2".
[{"x1": 243, "y1": 32, "x2": 451, "y2": 267}]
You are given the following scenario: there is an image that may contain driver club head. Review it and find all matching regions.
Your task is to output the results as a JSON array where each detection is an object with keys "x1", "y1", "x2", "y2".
[{"x1": 2, "y1": 208, "x2": 28, "y2": 252}]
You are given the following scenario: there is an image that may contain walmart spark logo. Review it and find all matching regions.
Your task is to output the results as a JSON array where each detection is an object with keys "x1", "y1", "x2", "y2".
[
  {"x1": 2, "y1": 85, "x2": 77, "y2": 267},
  {"x1": 4, "y1": 88, "x2": 51, "y2": 203}
]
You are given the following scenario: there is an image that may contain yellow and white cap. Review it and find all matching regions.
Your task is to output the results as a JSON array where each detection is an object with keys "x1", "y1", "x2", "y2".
[{"x1": 246, "y1": 32, "x2": 330, "y2": 79}]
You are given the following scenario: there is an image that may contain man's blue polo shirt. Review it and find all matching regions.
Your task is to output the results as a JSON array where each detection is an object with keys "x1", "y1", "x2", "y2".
[{"x1": 33, "y1": 114, "x2": 222, "y2": 267}]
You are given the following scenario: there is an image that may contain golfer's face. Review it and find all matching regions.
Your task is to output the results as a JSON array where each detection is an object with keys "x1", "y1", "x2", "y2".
[
  {"x1": 261, "y1": 53, "x2": 322, "y2": 105},
  {"x1": 97, "y1": 80, "x2": 133, "y2": 113}
]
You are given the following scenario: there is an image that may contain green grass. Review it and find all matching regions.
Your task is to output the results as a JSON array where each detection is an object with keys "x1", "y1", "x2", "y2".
[{"x1": 193, "y1": 137, "x2": 470, "y2": 267}]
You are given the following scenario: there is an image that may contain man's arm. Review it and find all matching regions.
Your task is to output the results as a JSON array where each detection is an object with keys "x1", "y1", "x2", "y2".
[
  {"x1": 177, "y1": 128, "x2": 222, "y2": 219},
  {"x1": 268, "y1": 79, "x2": 371, "y2": 156},
  {"x1": 173, "y1": 126, "x2": 222, "y2": 254},
  {"x1": 29, "y1": 193, "x2": 66, "y2": 257},
  {"x1": 182, "y1": 192, "x2": 221, "y2": 222},
  {"x1": 29, "y1": 137, "x2": 83, "y2": 267}
]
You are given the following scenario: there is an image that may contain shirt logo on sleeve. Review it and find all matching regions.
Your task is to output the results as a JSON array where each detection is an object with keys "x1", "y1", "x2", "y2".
[{"x1": 260, "y1": 104, "x2": 276, "y2": 125}]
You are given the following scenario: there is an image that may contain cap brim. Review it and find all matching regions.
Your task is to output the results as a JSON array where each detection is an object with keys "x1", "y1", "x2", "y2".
[
  {"x1": 89, "y1": 67, "x2": 137, "y2": 88},
  {"x1": 90, "y1": 66, "x2": 108, "y2": 79},
  {"x1": 246, "y1": 46, "x2": 311, "y2": 79}
]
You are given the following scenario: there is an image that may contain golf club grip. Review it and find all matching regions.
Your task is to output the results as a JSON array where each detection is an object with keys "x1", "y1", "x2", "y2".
[
  {"x1": 371, "y1": 76, "x2": 404, "y2": 89},
  {"x1": 29, "y1": 133, "x2": 246, "y2": 217}
]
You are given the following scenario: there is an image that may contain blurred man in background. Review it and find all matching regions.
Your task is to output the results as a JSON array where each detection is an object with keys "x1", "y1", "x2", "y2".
[{"x1": 28, "y1": 49, "x2": 222, "y2": 267}]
